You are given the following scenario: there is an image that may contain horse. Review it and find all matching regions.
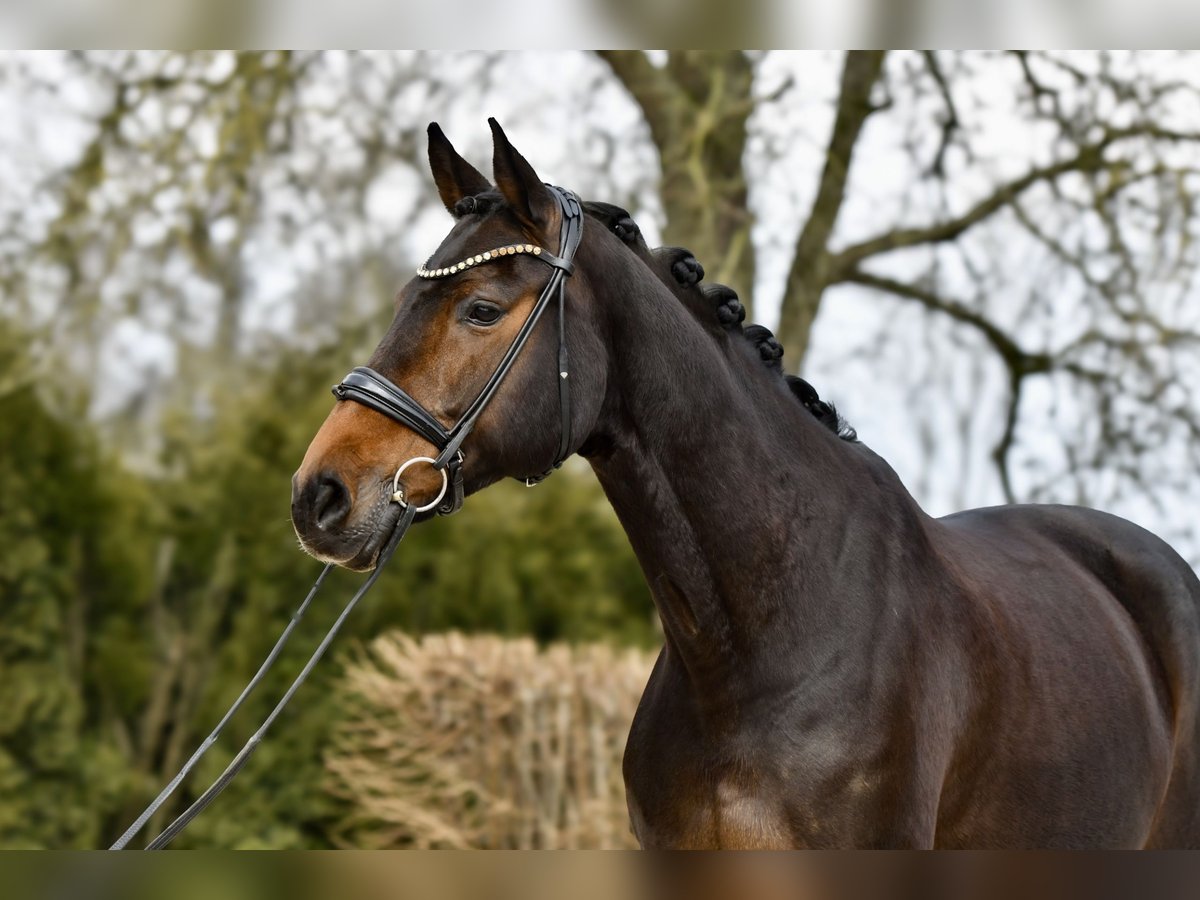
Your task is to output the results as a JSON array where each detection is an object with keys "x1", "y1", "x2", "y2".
[{"x1": 291, "y1": 119, "x2": 1200, "y2": 848}]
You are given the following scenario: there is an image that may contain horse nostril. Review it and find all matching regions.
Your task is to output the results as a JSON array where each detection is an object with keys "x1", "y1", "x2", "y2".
[{"x1": 312, "y1": 471, "x2": 352, "y2": 532}]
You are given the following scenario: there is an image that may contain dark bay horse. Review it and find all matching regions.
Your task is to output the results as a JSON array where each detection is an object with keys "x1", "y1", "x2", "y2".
[{"x1": 291, "y1": 120, "x2": 1200, "y2": 848}]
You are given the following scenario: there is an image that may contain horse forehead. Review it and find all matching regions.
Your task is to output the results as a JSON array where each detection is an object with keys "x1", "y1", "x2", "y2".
[{"x1": 391, "y1": 201, "x2": 560, "y2": 318}]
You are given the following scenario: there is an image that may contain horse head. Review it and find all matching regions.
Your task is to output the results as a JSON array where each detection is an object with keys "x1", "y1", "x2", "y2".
[{"x1": 291, "y1": 120, "x2": 615, "y2": 570}]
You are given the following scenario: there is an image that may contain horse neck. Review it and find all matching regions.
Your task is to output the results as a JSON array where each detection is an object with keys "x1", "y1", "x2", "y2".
[{"x1": 577, "y1": 242, "x2": 937, "y2": 725}]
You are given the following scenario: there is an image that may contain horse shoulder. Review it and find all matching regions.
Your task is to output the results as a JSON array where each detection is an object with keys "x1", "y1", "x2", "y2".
[{"x1": 930, "y1": 503, "x2": 1198, "y2": 845}]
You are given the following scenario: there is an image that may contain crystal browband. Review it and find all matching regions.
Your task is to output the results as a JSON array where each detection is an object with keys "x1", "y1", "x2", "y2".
[{"x1": 417, "y1": 243, "x2": 547, "y2": 279}]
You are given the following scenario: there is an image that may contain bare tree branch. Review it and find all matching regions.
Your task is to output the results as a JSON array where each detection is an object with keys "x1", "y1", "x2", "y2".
[
  {"x1": 922, "y1": 51, "x2": 962, "y2": 177},
  {"x1": 842, "y1": 268, "x2": 1050, "y2": 504},
  {"x1": 775, "y1": 51, "x2": 887, "y2": 362},
  {"x1": 842, "y1": 268, "x2": 1052, "y2": 375},
  {"x1": 993, "y1": 371, "x2": 1024, "y2": 504},
  {"x1": 831, "y1": 123, "x2": 1200, "y2": 277}
]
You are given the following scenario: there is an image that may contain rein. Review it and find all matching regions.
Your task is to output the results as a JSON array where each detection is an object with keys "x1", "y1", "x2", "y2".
[{"x1": 109, "y1": 186, "x2": 583, "y2": 849}]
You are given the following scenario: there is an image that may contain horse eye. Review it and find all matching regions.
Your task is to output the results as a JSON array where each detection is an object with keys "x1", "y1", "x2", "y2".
[{"x1": 467, "y1": 301, "x2": 504, "y2": 326}]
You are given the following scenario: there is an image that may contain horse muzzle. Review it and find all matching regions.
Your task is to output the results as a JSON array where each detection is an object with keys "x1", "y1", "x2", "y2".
[{"x1": 290, "y1": 468, "x2": 401, "y2": 571}]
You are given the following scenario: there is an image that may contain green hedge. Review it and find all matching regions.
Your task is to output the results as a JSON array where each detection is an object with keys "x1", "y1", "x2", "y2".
[{"x1": 0, "y1": 326, "x2": 654, "y2": 848}]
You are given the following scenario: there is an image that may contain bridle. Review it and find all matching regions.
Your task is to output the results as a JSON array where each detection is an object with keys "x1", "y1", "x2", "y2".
[
  {"x1": 331, "y1": 184, "x2": 584, "y2": 515},
  {"x1": 109, "y1": 186, "x2": 584, "y2": 849}
]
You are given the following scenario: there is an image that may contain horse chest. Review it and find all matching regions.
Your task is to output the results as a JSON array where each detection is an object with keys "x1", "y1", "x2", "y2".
[
  {"x1": 622, "y1": 659, "x2": 915, "y2": 848},
  {"x1": 623, "y1": 748, "x2": 794, "y2": 849}
]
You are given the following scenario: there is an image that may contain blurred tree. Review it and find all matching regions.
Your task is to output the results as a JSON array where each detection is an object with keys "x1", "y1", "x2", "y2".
[
  {"x1": 0, "y1": 51, "x2": 499, "y2": 461},
  {"x1": 600, "y1": 51, "x2": 1200, "y2": 530},
  {"x1": 597, "y1": 51, "x2": 760, "y2": 295},
  {"x1": 0, "y1": 324, "x2": 154, "y2": 847}
]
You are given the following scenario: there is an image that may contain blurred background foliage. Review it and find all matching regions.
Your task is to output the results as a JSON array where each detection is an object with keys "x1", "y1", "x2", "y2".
[
  {"x1": 0, "y1": 318, "x2": 653, "y2": 848},
  {"x1": 2, "y1": 51, "x2": 1200, "y2": 847}
]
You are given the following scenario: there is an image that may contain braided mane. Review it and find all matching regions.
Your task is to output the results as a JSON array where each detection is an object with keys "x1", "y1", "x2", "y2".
[{"x1": 580, "y1": 201, "x2": 859, "y2": 444}]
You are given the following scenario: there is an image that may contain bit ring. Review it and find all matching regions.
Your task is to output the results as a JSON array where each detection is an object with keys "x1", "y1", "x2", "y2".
[{"x1": 391, "y1": 456, "x2": 449, "y2": 513}]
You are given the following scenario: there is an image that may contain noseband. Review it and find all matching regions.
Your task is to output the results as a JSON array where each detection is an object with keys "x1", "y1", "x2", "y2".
[{"x1": 331, "y1": 185, "x2": 584, "y2": 516}]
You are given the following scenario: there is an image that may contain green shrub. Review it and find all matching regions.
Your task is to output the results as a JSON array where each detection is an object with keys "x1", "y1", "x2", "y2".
[{"x1": 0, "y1": 325, "x2": 655, "y2": 848}]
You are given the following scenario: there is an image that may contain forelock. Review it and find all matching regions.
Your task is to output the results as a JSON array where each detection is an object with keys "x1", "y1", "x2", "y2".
[{"x1": 452, "y1": 190, "x2": 505, "y2": 219}]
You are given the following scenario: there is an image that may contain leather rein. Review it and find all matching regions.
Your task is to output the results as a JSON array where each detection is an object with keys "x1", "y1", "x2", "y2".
[{"x1": 109, "y1": 186, "x2": 583, "y2": 849}]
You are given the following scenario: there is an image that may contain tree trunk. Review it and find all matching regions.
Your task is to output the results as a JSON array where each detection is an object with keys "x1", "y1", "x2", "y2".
[
  {"x1": 598, "y1": 52, "x2": 757, "y2": 313},
  {"x1": 775, "y1": 51, "x2": 886, "y2": 366}
]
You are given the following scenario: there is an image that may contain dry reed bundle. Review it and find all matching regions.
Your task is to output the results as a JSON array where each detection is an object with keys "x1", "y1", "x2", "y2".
[{"x1": 326, "y1": 632, "x2": 655, "y2": 848}]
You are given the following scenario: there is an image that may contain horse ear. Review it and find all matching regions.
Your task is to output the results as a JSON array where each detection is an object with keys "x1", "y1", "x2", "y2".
[
  {"x1": 427, "y1": 122, "x2": 491, "y2": 215},
  {"x1": 489, "y1": 117, "x2": 557, "y2": 232}
]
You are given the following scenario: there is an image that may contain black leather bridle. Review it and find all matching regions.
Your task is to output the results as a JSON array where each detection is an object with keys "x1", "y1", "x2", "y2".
[
  {"x1": 330, "y1": 185, "x2": 584, "y2": 516},
  {"x1": 109, "y1": 186, "x2": 585, "y2": 850}
]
